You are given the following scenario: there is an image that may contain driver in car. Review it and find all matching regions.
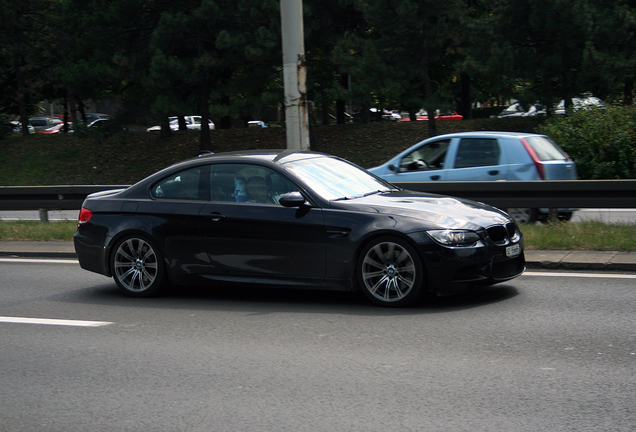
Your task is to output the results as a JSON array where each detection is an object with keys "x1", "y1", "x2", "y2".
[{"x1": 246, "y1": 176, "x2": 279, "y2": 204}]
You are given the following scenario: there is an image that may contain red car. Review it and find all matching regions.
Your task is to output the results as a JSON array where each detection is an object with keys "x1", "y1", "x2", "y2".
[
  {"x1": 400, "y1": 110, "x2": 463, "y2": 121},
  {"x1": 37, "y1": 122, "x2": 73, "y2": 134}
]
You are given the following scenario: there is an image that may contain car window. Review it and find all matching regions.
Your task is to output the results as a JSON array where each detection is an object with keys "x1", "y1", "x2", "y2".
[
  {"x1": 454, "y1": 138, "x2": 500, "y2": 168},
  {"x1": 523, "y1": 136, "x2": 568, "y2": 161},
  {"x1": 151, "y1": 166, "x2": 207, "y2": 200},
  {"x1": 399, "y1": 139, "x2": 450, "y2": 172},
  {"x1": 209, "y1": 164, "x2": 297, "y2": 204}
]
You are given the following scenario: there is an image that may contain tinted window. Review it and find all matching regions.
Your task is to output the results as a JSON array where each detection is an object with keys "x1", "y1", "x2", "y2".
[
  {"x1": 151, "y1": 167, "x2": 206, "y2": 200},
  {"x1": 524, "y1": 136, "x2": 568, "y2": 161},
  {"x1": 399, "y1": 139, "x2": 450, "y2": 171},
  {"x1": 209, "y1": 164, "x2": 296, "y2": 204},
  {"x1": 454, "y1": 138, "x2": 500, "y2": 168}
]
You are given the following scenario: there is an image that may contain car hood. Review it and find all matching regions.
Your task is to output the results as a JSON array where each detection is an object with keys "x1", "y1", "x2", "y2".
[{"x1": 330, "y1": 190, "x2": 512, "y2": 231}]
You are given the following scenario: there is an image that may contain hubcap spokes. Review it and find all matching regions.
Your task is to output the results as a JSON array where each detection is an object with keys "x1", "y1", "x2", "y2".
[
  {"x1": 362, "y1": 242, "x2": 416, "y2": 302},
  {"x1": 114, "y1": 239, "x2": 158, "y2": 292}
]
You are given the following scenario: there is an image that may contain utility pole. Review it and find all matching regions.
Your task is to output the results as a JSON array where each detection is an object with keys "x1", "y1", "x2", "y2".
[{"x1": 280, "y1": 0, "x2": 310, "y2": 150}]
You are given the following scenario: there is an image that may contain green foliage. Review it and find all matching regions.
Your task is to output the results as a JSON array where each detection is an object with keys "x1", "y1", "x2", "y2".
[
  {"x1": 0, "y1": 115, "x2": 13, "y2": 139},
  {"x1": 535, "y1": 106, "x2": 636, "y2": 179}
]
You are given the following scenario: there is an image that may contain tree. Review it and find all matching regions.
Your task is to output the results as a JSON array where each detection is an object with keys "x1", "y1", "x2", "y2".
[
  {"x1": 0, "y1": 0, "x2": 57, "y2": 135},
  {"x1": 146, "y1": 0, "x2": 281, "y2": 151},
  {"x1": 485, "y1": 0, "x2": 636, "y2": 112},
  {"x1": 332, "y1": 0, "x2": 465, "y2": 135}
]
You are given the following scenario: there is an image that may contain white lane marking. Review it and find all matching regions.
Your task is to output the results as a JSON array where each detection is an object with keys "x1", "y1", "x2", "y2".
[
  {"x1": 0, "y1": 316, "x2": 112, "y2": 327},
  {"x1": 0, "y1": 258, "x2": 78, "y2": 264},
  {"x1": 524, "y1": 271, "x2": 636, "y2": 279}
]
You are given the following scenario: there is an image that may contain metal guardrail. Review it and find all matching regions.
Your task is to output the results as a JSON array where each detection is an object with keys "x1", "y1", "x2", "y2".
[
  {"x1": 0, "y1": 186, "x2": 128, "y2": 221},
  {"x1": 392, "y1": 180, "x2": 636, "y2": 209},
  {"x1": 0, "y1": 180, "x2": 635, "y2": 221}
]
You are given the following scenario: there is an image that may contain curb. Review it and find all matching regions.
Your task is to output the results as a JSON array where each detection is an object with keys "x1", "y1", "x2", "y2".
[{"x1": 525, "y1": 250, "x2": 636, "y2": 272}]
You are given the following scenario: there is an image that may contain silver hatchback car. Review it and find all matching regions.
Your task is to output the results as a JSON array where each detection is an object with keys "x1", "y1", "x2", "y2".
[{"x1": 368, "y1": 131, "x2": 577, "y2": 223}]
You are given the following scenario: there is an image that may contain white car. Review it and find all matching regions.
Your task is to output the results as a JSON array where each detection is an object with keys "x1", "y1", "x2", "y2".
[
  {"x1": 554, "y1": 97, "x2": 604, "y2": 115},
  {"x1": 147, "y1": 116, "x2": 215, "y2": 132},
  {"x1": 10, "y1": 121, "x2": 35, "y2": 134}
]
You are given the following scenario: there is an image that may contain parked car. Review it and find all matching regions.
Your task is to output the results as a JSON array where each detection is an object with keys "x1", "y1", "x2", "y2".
[
  {"x1": 400, "y1": 110, "x2": 463, "y2": 121},
  {"x1": 29, "y1": 116, "x2": 62, "y2": 131},
  {"x1": 493, "y1": 103, "x2": 546, "y2": 118},
  {"x1": 84, "y1": 113, "x2": 113, "y2": 122},
  {"x1": 37, "y1": 122, "x2": 73, "y2": 134},
  {"x1": 368, "y1": 131, "x2": 577, "y2": 223},
  {"x1": 10, "y1": 121, "x2": 35, "y2": 134},
  {"x1": 147, "y1": 115, "x2": 215, "y2": 132},
  {"x1": 247, "y1": 120, "x2": 267, "y2": 128},
  {"x1": 554, "y1": 97, "x2": 604, "y2": 115},
  {"x1": 370, "y1": 108, "x2": 402, "y2": 121},
  {"x1": 74, "y1": 150, "x2": 525, "y2": 307}
]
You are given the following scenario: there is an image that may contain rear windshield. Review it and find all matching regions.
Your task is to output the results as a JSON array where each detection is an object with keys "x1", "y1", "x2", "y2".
[{"x1": 524, "y1": 136, "x2": 568, "y2": 161}]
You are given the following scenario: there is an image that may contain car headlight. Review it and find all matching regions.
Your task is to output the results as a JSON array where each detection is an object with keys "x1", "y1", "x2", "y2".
[{"x1": 427, "y1": 230, "x2": 481, "y2": 246}]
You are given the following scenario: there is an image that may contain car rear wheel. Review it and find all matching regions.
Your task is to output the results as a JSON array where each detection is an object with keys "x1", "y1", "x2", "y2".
[
  {"x1": 111, "y1": 236, "x2": 166, "y2": 297},
  {"x1": 358, "y1": 236, "x2": 424, "y2": 307}
]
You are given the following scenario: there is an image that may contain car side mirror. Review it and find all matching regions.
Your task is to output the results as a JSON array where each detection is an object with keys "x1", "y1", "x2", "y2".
[
  {"x1": 279, "y1": 191, "x2": 307, "y2": 208},
  {"x1": 389, "y1": 164, "x2": 397, "y2": 172}
]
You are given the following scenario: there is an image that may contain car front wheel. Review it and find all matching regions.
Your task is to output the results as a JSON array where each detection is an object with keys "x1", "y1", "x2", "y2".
[
  {"x1": 358, "y1": 236, "x2": 424, "y2": 307},
  {"x1": 111, "y1": 236, "x2": 166, "y2": 297}
]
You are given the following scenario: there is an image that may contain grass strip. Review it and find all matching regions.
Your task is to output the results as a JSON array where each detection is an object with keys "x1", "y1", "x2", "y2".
[
  {"x1": 521, "y1": 220, "x2": 636, "y2": 251},
  {"x1": 0, "y1": 220, "x2": 77, "y2": 241},
  {"x1": 0, "y1": 220, "x2": 635, "y2": 251}
]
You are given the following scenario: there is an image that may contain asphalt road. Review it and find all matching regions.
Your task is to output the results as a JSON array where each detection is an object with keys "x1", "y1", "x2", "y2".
[
  {"x1": 2, "y1": 208, "x2": 635, "y2": 223},
  {"x1": 1, "y1": 259, "x2": 635, "y2": 431}
]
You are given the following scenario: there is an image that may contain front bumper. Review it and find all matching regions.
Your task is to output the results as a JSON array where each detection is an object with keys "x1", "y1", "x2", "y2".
[{"x1": 417, "y1": 231, "x2": 525, "y2": 295}]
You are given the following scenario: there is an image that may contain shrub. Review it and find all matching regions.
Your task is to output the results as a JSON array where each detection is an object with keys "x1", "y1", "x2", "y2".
[
  {"x1": 535, "y1": 106, "x2": 636, "y2": 179},
  {"x1": 0, "y1": 115, "x2": 14, "y2": 140}
]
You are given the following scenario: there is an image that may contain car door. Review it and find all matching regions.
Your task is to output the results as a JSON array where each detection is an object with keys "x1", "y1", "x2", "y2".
[
  {"x1": 144, "y1": 165, "x2": 211, "y2": 276},
  {"x1": 387, "y1": 138, "x2": 452, "y2": 181},
  {"x1": 197, "y1": 163, "x2": 327, "y2": 282},
  {"x1": 446, "y1": 137, "x2": 508, "y2": 181}
]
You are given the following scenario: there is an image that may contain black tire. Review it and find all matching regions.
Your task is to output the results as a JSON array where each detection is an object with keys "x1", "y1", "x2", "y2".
[
  {"x1": 111, "y1": 236, "x2": 166, "y2": 297},
  {"x1": 357, "y1": 236, "x2": 424, "y2": 307}
]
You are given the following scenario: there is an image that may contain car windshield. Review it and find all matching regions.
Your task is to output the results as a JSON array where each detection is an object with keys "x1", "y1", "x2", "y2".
[{"x1": 283, "y1": 156, "x2": 395, "y2": 200}]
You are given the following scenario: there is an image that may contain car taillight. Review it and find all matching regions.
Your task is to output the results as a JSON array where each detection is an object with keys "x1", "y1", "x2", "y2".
[
  {"x1": 78, "y1": 207, "x2": 93, "y2": 225},
  {"x1": 520, "y1": 138, "x2": 545, "y2": 180}
]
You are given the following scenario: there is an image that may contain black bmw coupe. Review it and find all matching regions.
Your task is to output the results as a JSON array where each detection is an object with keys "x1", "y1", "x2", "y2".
[{"x1": 73, "y1": 150, "x2": 525, "y2": 307}]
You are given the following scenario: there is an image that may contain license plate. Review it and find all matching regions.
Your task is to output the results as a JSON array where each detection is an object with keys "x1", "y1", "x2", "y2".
[{"x1": 506, "y1": 244, "x2": 520, "y2": 258}]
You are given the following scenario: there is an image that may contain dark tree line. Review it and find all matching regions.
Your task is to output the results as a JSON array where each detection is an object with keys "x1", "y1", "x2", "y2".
[{"x1": 2, "y1": 0, "x2": 636, "y2": 147}]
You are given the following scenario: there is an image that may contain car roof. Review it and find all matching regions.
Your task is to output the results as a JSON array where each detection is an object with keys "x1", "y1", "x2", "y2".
[
  {"x1": 152, "y1": 149, "x2": 330, "y2": 175},
  {"x1": 120, "y1": 149, "x2": 333, "y2": 198},
  {"x1": 195, "y1": 149, "x2": 327, "y2": 163},
  {"x1": 427, "y1": 131, "x2": 544, "y2": 140}
]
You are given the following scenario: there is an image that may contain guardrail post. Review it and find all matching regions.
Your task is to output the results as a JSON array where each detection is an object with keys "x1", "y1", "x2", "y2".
[{"x1": 39, "y1": 209, "x2": 49, "y2": 223}]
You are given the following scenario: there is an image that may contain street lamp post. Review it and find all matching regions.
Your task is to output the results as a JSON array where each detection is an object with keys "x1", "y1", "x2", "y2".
[{"x1": 280, "y1": 0, "x2": 310, "y2": 150}]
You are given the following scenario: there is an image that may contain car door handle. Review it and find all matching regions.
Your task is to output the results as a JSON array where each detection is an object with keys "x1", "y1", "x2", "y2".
[
  {"x1": 209, "y1": 212, "x2": 225, "y2": 222},
  {"x1": 430, "y1": 175, "x2": 441, "y2": 180},
  {"x1": 488, "y1": 170, "x2": 499, "y2": 176}
]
